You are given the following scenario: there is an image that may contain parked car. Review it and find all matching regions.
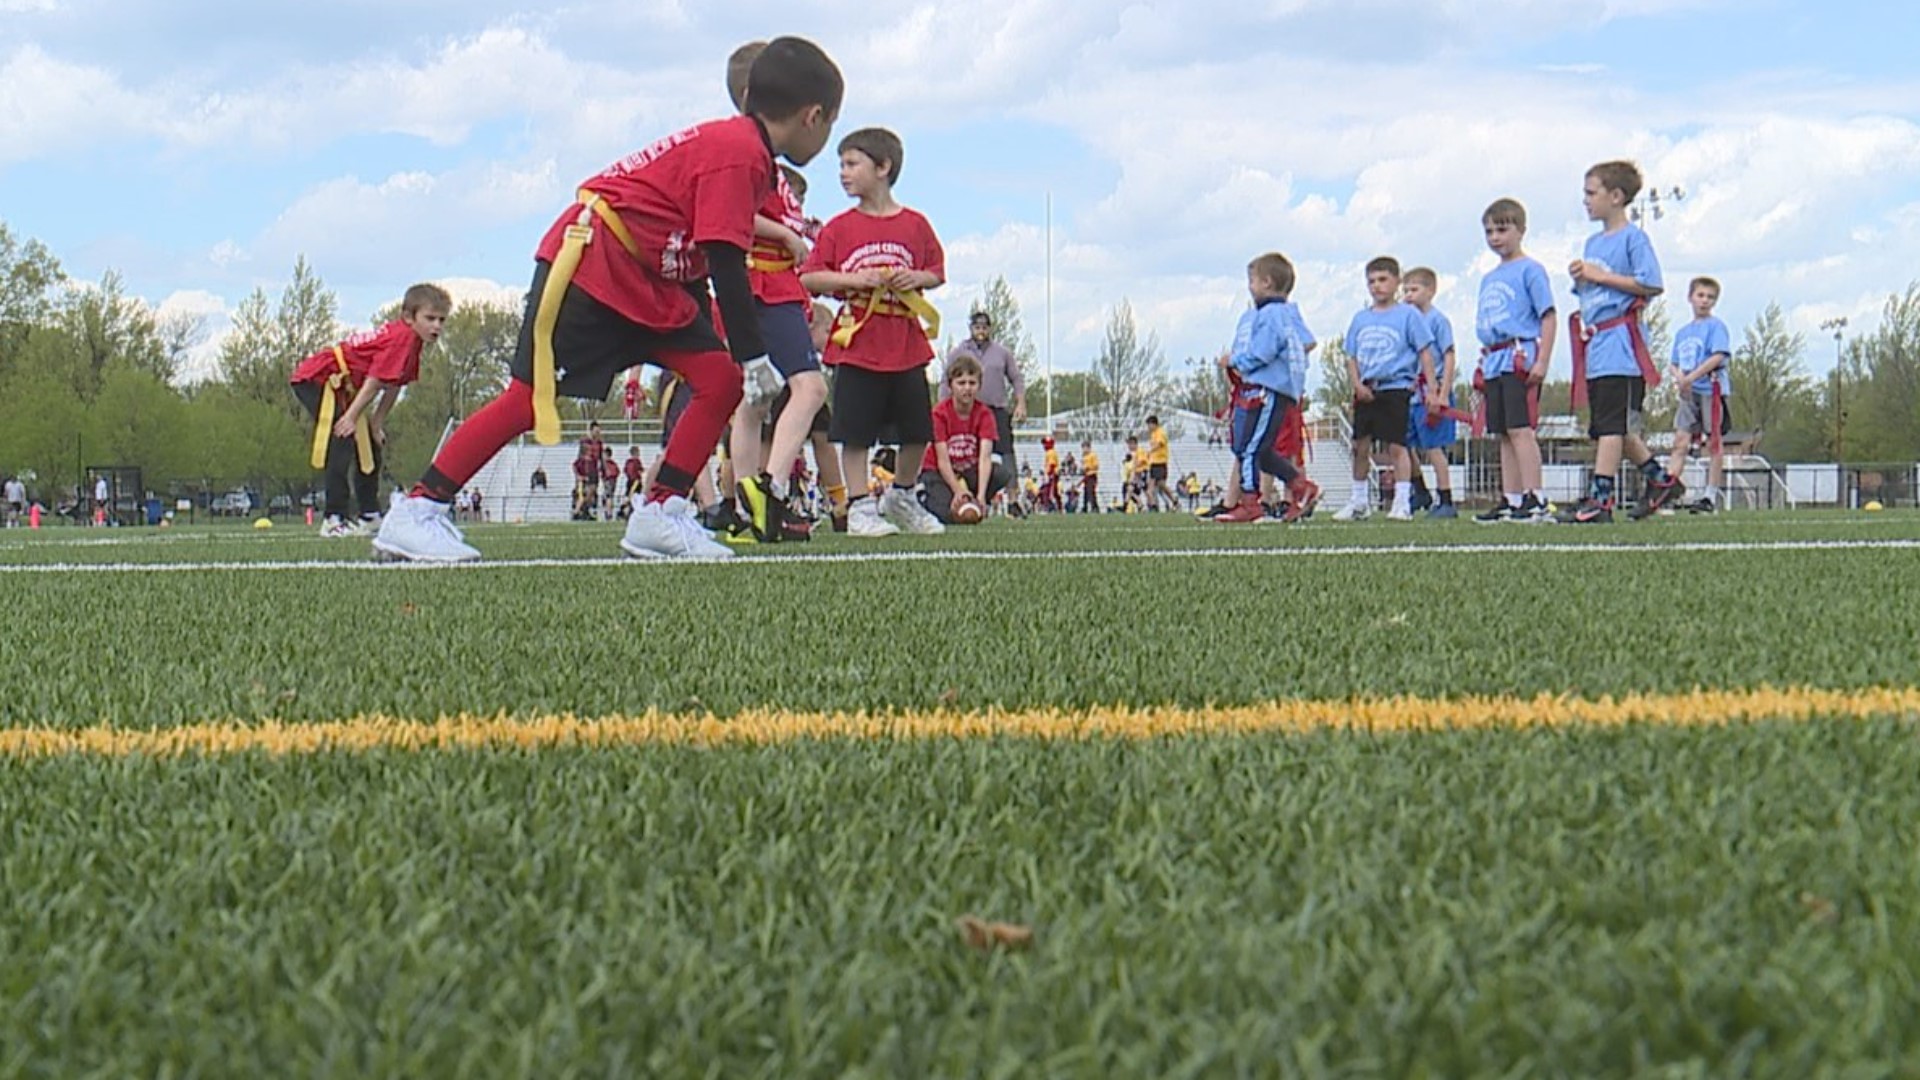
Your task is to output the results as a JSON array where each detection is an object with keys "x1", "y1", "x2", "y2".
[{"x1": 210, "y1": 490, "x2": 254, "y2": 516}]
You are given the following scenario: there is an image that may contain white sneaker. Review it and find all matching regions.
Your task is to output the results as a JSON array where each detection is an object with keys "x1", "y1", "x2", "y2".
[
  {"x1": 879, "y1": 487, "x2": 945, "y2": 535},
  {"x1": 620, "y1": 496, "x2": 735, "y2": 560},
  {"x1": 1331, "y1": 503, "x2": 1372, "y2": 522},
  {"x1": 372, "y1": 494, "x2": 482, "y2": 563},
  {"x1": 1387, "y1": 504, "x2": 1415, "y2": 521},
  {"x1": 847, "y1": 496, "x2": 899, "y2": 538},
  {"x1": 319, "y1": 515, "x2": 355, "y2": 538}
]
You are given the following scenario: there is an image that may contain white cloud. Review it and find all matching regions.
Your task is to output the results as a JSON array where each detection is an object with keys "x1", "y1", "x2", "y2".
[
  {"x1": 0, "y1": 46, "x2": 154, "y2": 163},
  {"x1": 5, "y1": 1, "x2": 1913, "y2": 390}
]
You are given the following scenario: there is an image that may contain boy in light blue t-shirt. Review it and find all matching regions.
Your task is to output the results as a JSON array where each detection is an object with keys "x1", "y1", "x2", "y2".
[
  {"x1": 1401, "y1": 266, "x2": 1459, "y2": 519},
  {"x1": 1562, "y1": 159, "x2": 1685, "y2": 524},
  {"x1": 1214, "y1": 252, "x2": 1320, "y2": 523},
  {"x1": 1473, "y1": 197, "x2": 1559, "y2": 523},
  {"x1": 1335, "y1": 256, "x2": 1437, "y2": 522},
  {"x1": 1665, "y1": 276, "x2": 1734, "y2": 513}
]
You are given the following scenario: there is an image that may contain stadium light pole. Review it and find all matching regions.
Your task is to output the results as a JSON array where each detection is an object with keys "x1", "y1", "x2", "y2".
[
  {"x1": 1628, "y1": 185, "x2": 1686, "y2": 228},
  {"x1": 1045, "y1": 192, "x2": 1054, "y2": 422},
  {"x1": 1820, "y1": 316, "x2": 1848, "y2": 465}
]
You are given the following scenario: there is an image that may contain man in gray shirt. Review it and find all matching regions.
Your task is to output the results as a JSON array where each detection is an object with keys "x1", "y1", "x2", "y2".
[{"x1": 943, "y1": 312, "x2": 1028, "y2": 479}]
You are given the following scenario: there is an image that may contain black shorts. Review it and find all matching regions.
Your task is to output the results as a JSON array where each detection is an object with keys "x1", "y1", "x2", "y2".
[
  {"x1": 509, "y1": 259, "x2": 725, "y2": 403},
  {"x1": 1353, "y1": 388, "x2": 1412, "y2": 447},
  {"x1": 1484, "y1": 373, "x2": 1535, "y2": 435},
  {"x1": 828, "y1": 365, "x2": 934, "y2": 446},
  {"x1": 1586, "y1": 376, "x2": 1645, "y2": 439},
  {"x1": 1149, "y1": 463, "x2": 1169, "y2": 482}
]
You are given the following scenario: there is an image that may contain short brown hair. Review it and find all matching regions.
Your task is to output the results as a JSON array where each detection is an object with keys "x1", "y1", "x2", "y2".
[
  {"x1": 725, "y1": 41, "x2": 767, "y2": 112},
  {"x1": 743, "y1": 37, "x2": 844, "y2": 122},
  {"x1": 1365, "y1": 256, "x2": 1401, "y2": 279},
  {"x1": 779, "y1": 164, "x2": 807, "y2": 199},
  {"x1": 839, "y1": 127, "x2": 904, "y2": 186},
  {"x1": 1689, "y1": 276, "x2": 1722, "y2": 295},
  {"x1": 1587, "y1": 160, "x2": 1644, "y2": 202},
  {"x1": 1404, "y1": 267, "x2": 1437, "y2": 289},
  {"x1": 1482, "y1": 198, "x2": 1527, "y2": 229},
  {"x1": 1247, "y1": 252, "x2": 1296, "y2": 296},
  {"x1": 946, "y1": 354, "x2": 983, "y2": 382},
  {"x1": 402, "y1": 283, "x2": 452, "y2": 316}
]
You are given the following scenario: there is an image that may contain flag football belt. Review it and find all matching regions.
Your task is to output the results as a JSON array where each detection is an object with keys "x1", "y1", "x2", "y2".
[
  {"x1": 1569, "y1": 299, "x2": 1660, "y2": 409},
  {"x1": 1470, "y1": 339, "x2": 1539, "y2": 437},
  {"x1": 310, "y1": 345, "x2": 375, "y2": 474},
  {"x1": 530, "y1": 190, "x2": 643, "y2": 445},
  {"x1": 830, "y1": 286, "x2": 941, "y2": 349},
  {"x1": 1217, "y1": 368, "x2": 1244, "y2": 419},
  {"x1": 1415, "y1": 373, "x2": 1474, "y2": 429},
  {"x1": 747, "y1": 247, "x2": 796, "y2": 273}
]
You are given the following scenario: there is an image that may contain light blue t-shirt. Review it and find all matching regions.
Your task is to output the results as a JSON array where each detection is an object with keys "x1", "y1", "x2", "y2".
[
  {"x1": 1281, "y1": 301, "x2": 1314, "y2": 398},
  {"x1": 1476, "y1": 256, "x2": 1555, "y2": 379},
  {"x1": 1575, "y1": 223, "x2": 1663, "y2": 379},
  {"x1": 1672, "y1": 315, "x2": 1733, "y2": 397},
  {"x1": 1424, "y1": 308, "x2": 1455, "y2": 389},
  {"x1": 1229, "y1": 299, "x2": 1302, "y2": 400},
  {"x1": 1344, "y1": 304, "x2": 1434, "y2": 391}
]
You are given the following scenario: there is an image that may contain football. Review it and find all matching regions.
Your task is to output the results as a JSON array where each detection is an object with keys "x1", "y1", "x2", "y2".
[{"x1": 954, "y1": 497, "x2": 985, "y2": 525}]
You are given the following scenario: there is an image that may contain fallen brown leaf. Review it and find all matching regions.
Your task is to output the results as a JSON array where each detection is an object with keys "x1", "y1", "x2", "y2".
[
  {"x1": 1799, "y1": 891, "x2": 1838, "y2": 925},
  {"x1": 956, "y1": 914, "x2": 1034, "y2": 952}
]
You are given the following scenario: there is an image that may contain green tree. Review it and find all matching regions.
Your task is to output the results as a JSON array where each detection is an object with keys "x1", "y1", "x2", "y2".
[
  {"x1": 87, "y1": 363, "x2": 193, "y2": 482},
  {"x1": 276, "y1": 256, "x2": 340, "y2": 360},
  {"x1": 1090, "y1": 300, "x2": 1167, "y2": 430},
  {"x1": 1312, "y1": 338, "x2": 1353, "y2": 422},
  {"x1": 1170, "y1": 355, "x2": 1230, "y2": 419},
  {"x1": 381, "y1": 300, "x2": 521, "y2": 483},
  {"x1": 0, "y1": 221, "x2": 64, "y2": 357},
  {"x1": 1721, "y1": 302, "x2": 1826, "y2": 459},
  {"x1": 1844, "y1": 283, "x2": 1920, "y2": 463},
  {"x1": 216, "y1": 287, "x2": 284, "y2": 405},
  {"x1": 0, "y1": 354, "x2": 92, "y2": 492},
  {"x1": 57, "y1": 270, "x2": 169, "y2": 389}
]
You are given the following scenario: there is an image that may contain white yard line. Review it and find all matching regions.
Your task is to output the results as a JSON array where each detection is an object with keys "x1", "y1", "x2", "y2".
[{"x1": 3, "y1": 538, "x2": 1918, "y2": 574}]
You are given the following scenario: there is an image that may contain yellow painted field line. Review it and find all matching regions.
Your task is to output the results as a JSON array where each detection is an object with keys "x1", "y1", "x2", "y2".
[{"x1": 4, "y1": 686, "x2": 1919, "y2": 758}]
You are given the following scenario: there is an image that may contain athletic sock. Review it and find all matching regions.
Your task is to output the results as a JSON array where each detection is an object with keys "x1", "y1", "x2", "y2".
[
  {"x1": 1505, "y1": 492, "x2": 1523, "y2": 508},
  {"x1": 1437, "y1": 489, "x2": 1454, "y2": 506},
  {"x1": 1592, "y1": 474, "x2": 1616, "y2": 503}
]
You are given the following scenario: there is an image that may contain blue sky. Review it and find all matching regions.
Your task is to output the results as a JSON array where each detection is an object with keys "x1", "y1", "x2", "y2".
[{"x1": 3, "y1": 0, "x2": 1916, "y2": 394}]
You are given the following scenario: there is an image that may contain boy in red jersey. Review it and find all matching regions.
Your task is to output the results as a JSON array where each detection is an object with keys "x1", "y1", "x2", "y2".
[
  {"x1": 920, "y1": 354, "x2": 1009, "y2": 523},
  {"x1": 714, "y1": 42, "x2": 836, "y2": 543},
  {"x1": 799, "y1": 126, "x2": 947, "y2": 539},
  {"x1": 372, "y1": 37, "x2": 843, "y2": 562},
  {"x1": 289, "y1": 282, "x2": 450, "y2": 537}
]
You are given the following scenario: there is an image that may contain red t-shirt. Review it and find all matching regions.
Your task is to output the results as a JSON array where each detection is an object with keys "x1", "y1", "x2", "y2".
[
  {"x1": 930, "y1": 397, "x2": 1000, "y2": 479},
  {"x1": 535, "y1": 115, "x2": 773, "y2": 332},
  {"x1": 623, "y1": 457, "x2": 645, "y2": 482},
  {"x1": 801, "y1": 207, "x2": 944, "y2": 373},
  {"x1": 578, "y1": 436, "x2": 606, "y2": 465},
  {"x1": 289, "y1": 321, "x2": 423, "y2": 388},
  {"x1": 749, "y1": 173, "x2": 812, "y2": 307}
]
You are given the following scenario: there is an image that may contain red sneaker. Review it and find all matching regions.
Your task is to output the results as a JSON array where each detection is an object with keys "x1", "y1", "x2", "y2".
[
  {"x1": 1215, "y1": 494, "x2": 1267, "y2": 523},
  {"x1": 1283, "y1": 478, "x2": 1321, "y2": 523}
]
